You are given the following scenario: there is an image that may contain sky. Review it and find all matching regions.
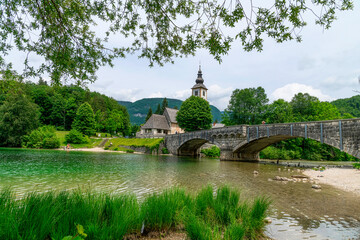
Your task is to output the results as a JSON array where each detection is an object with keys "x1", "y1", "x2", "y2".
[{"x1": 8, "y1": 2, "x2": 360, "y2": 111}]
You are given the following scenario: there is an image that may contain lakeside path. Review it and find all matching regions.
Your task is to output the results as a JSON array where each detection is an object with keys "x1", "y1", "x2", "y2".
[
  {"x1": 60, "y1": 147, "x2": 145, "y2": 154},
  {"x1": 303, "y1": 168, "x2": 360, "y2": 196}
]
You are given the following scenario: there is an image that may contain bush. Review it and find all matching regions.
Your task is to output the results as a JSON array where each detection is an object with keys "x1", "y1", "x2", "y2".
[
  {"x1": 353, "y1": 163, "x2": 360, "y2": 169},
  {"x1": 23, "y1": 126, "x2": 60, "y2": 149},
  {"x1": 42, "y1": 136, "x2": 60, "y2": 149},
  {"x1": 161, "y1": 148, "x2": 169, "y2": 154},
  {"x1": 201, "y1": 146, "x2": 220, "y2": 157},
  {"x1": 65, "y1": 130, "x2": 89, "y2": 144}
]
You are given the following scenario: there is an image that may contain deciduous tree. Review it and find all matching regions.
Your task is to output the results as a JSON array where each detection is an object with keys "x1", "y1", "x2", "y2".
[
  {"x1": 72, "y1": 102, "x2": 96, "y2": 136},
  {"x1": 226, "y1": 87, "x2": 268, "y2": 125},
  {"x1": 0, "y1": 0, "x2": 353, "y2": 84},
  {"x1": 176, "y1": 96, "x2": 212, "y2": 132},
  {"x1": 0, "y1": 95, "x2": 40, "y2": 146}
]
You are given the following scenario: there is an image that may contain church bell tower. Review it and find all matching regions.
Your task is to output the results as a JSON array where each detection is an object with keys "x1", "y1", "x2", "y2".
[{"x1": 191, "y1": 65, "x2": 208, "y2": 100}]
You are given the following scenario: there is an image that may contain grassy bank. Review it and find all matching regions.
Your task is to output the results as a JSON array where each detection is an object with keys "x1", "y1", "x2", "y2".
[
  {"x1": 105, "y1": 138, "x2": 163, "y2": 152},
  {"x1": 0, "y1": 186, "x2": 270, "y2": 240},
  {"x1": 55, "y1": 131, "x2": 103, "y2": 149}
]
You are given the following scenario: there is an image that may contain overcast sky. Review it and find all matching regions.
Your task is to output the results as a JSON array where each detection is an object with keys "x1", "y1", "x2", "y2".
[{"x1": 10, "y1": 2, "x2": 360, "y2": 111}]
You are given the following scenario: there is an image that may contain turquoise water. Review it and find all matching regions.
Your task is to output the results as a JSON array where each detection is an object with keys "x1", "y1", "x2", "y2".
[{"x1": 0, "y1": 148, "x2": 359, "y2": 239}]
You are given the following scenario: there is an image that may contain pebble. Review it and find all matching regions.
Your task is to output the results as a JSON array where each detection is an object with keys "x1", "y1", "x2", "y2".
[{"x1": 312, "y1": 184, "x2": 322, "y2": 189}]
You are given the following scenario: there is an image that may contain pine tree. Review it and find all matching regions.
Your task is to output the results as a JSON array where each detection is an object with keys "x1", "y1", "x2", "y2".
[
  {"x1": 161, "y1": 97, "x2": 169, "y2": 114},
  {"x1": 155, "y1": 104, "x2": 161, "y2": 114},
  {"x1": 145, "y1": 107, "x2": 152, "y2": 122}
]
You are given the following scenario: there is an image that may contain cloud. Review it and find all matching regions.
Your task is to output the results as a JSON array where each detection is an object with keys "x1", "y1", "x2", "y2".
[
  {"x1": 271, "y1": 83, "x2": 333, "y2": 102},
  {"x1": 89, "y1": 86, "x2": 142, "y2": 102},
  {"x1": 148, "y1": 91, "x2": 164, "y2": 98},
  {"x1": 174, "y1": 89, "x2": 191, "y2": 100},
  {"x1": 320, "y1": 76, "x2": 359, "y2": 91},
  {"x1": 207, "y1": 84, "x2": 234, "y2": 110}
]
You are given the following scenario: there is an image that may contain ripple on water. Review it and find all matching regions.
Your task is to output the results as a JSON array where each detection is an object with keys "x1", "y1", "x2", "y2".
[{"x1": 0, "y1": 149, "x2": 360, "y2": 239}]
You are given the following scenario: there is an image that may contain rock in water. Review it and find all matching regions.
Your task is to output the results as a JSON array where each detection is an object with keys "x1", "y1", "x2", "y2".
[
  {"x1": 312, "y1": 184, "x2": 322, "y2": 189},
  {"x1": 264, "y1": 217, "x2": 272, "y2": 223}
]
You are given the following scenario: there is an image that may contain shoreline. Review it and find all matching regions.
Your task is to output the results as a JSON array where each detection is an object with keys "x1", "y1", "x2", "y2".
[{"x1": 303, "y1": 168, "x2": 360, "y2": 196}]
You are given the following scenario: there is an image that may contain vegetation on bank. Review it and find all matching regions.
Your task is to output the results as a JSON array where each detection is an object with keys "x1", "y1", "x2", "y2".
[
  {"x1": 0, "y1": 186, "x2": 270, "y2": 240},
  {"x1": 260, "y1": 139, "x2": 358, "y2": 161},
  {"x1": 0, "y1": 80, "x2": 135, "y2": 149},
  {"x1": 201, "y1": 146, "x2": 221, "y2": 157},
  {"x1": 105, "y1": 138, "x2": 164, "y2": 153}
]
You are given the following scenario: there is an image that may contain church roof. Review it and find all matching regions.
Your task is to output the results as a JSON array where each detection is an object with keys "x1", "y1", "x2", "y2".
[
  {"x1": 163, "y1": 107, "x2": 178, "y2": 123},
  {"x1": 141, "y1": 114, "x2": 170, "y2": 130},
  {"x1": 191, "y1": 83, "x2": 208, "y2": 90}
]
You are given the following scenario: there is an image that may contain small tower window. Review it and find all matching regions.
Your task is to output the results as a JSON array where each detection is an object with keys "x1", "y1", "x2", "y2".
[
  {"x1": 195, "y1": 90, "x2": 198, "y2": 96},
  {"x1": 203, "y1": 90, "x2": 205, "y2": 96}
]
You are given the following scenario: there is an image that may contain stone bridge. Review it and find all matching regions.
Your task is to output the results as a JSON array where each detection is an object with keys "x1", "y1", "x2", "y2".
[{"x1": 165, "y1": 119, "x2": 360, "y2": 161}]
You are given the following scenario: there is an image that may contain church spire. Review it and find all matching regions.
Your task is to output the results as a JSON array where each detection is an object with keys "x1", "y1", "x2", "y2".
[{"x1": 196, "y1": 65, "x2": 204, "y2": 84}]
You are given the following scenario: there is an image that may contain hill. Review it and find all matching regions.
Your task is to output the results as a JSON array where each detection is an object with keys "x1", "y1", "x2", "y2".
[
  {"x1": 119, "y1": 98, "x2": 222, "y2": 125},
  {"x1": 332, "y1": 95, "x2": 360, "y2": 117}
]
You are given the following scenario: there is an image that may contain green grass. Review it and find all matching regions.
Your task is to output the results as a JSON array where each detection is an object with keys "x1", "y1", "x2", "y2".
[
  {"x1": 106, "y1": 138, "x2": 163, "y2": 152},
  {"x1": 70, "y1": 138, "x2": 103, "y2": 149},
  {"x1": 55, "y1": 131, "x2": 103, "y2": 148},
  {"x1": 0, "y1": 186, "x2": 270, "y2": 240},
  {"x1": 55, "y1": 131, "x2": 69, "y2": 146}
]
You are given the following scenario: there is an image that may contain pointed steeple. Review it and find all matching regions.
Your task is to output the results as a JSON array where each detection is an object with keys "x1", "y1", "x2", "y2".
[{"x1": 196, "y1": 65, "x2": 204, "y2": 84}]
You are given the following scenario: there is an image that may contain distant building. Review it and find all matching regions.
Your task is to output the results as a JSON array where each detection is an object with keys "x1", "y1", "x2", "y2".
[
  {"x1": 212, "y1": 123, "x2": 225, "y2": 128},
  {"x1": 191, "y1": 66, "x2": 208, "y2": 100},
  {"x1": 137, "y1": 66, "x2": 213, "y2": 138},
  {"x1": 136, "y1": 107, "x2": 184, "y2": 138}
]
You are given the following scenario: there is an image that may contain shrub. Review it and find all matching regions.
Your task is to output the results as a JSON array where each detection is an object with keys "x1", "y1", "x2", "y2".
[
  {"x1": 23, "y1": 126, "x2": 60, "y2": 149},
  {"x1": 65, "y1": 130, "x2": 89, "y2": 144},
  {"x1": 43, "y1": 136, "x2": 60, "y2": 149},
  {"x1": 201, "y1": 146, "x2": 220, "y2": 157},
  {"x1": 161, "y1": 148, "x2": 169, "y2": 154},
  {"x1": 353, "y1": 163, "x2": 360, "y2": 169}
]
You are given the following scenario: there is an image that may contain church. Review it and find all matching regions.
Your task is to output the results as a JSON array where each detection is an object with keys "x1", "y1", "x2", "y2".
[{"x1": 136, "y1": 67, "x2": 208, "y2": 138}]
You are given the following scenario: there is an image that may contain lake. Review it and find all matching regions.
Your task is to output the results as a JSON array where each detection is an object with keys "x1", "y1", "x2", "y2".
[{"x1": 0, "y1": 148, "x2": 359, "y2": 239}]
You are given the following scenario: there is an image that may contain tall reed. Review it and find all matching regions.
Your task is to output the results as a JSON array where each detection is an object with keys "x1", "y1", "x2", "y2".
[{"x1": 0, "y1": 186, "x2": 270, "y2": 240}]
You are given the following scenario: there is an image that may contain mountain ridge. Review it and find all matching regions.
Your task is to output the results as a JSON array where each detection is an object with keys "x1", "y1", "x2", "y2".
[{"x1": 118, "y1": 97, "x2": 222, "y2": 125}]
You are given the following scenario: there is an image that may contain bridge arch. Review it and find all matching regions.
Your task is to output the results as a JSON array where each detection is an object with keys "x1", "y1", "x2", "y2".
[
  {"x1": 177, "y1": 138, "x2": 221, "y2": 156},
  {"x1": 233, "y1": 134, "x2": 359, "y2": 160}
]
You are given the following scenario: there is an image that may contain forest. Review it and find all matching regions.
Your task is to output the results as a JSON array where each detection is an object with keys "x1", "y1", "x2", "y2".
[{"x1": 0, "y1": 79, "x2": 132, "y2": 148}]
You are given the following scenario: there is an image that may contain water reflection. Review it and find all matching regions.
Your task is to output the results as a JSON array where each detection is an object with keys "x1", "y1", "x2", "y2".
[{"x1": 0, "y1": 149, "x2": 359, "y2": 239}]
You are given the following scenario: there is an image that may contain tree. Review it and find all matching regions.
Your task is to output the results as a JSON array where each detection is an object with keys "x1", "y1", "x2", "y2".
[
  {"x1": 265, "y1": 99, "x2": 294, "y2": 124},
  {"x1": 176, "y1": 96, "x2": 212, "y2": 132},
  {"x1": 105, "y1": 109, "x2": 126, "y2": 136},
  {"x1": 290, "y1": 93, "x2": 319, "y2": 121},
  {"x1": 155, "y1": 104, "x2": 161, "y2": 115},
  {"x1": 0, "y1": 1, "x2": 352, "y2": 84},
  {"x1": 161, "y1": 98, "x2": 169, "y2": 114},
  {"x1": 0, "y1": 95, "x2": 40, "y2": 147},
  {"x1": 145, "y1": 107, "x2": 153, "y2": 122},
  {"x1": 226, "y1": 87, "x2": 268, "y2": 125},
  {"x1": 72, "y1": 102, "x2": 96, "y2": 136}
]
